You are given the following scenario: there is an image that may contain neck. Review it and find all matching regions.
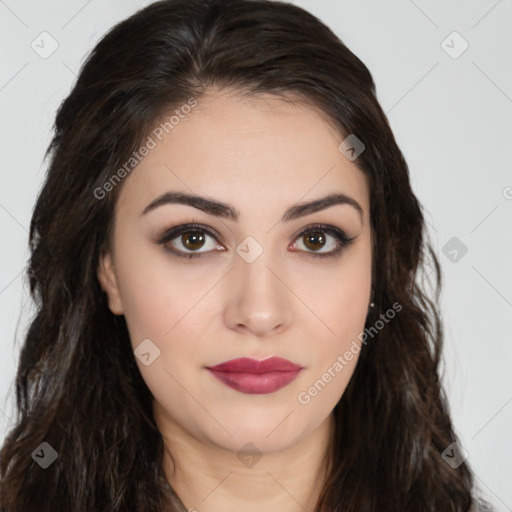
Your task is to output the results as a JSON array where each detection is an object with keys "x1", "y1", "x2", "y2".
[{"x1": 156, "y1": 408, "x2": 335, "y2": 512}]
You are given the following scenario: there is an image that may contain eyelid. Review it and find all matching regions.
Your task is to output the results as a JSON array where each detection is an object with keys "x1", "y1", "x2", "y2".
[{"x1": 155, "y1": 222, "x2": 220, "y2": 246}]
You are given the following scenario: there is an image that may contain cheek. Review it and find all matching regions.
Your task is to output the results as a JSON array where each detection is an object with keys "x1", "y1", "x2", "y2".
[
  {"x1": 113, "y1": 248, "x2": 223, "y2": 418},
  {"x1": 291, "y1": 243, "x2": 372, "y2": 344},
  {"x1": 293, "y1": 246, "x2": 371, "y2": 396},
  {"x1": 296, "y1": 279, "x2": 369, "y2": 412},
  {"x1": 114, "y1": 255, "x2": 211, "y2": 415},
  {"x1": 113, "y1": 235, "x2": 214, "y2": 346},
  {"x1": 307, "y1": 291, "x2": 366, "y2": 393}
]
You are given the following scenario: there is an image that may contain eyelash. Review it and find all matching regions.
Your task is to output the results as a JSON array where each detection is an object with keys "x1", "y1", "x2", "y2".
[{"x1": 155, "y1": 222, "x2": 356, "y2": 260}]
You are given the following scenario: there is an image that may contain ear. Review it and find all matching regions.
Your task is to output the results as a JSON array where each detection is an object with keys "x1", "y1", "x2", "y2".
[{"x1": 97, "y1": 251, "x2": 124, "y2": 315}]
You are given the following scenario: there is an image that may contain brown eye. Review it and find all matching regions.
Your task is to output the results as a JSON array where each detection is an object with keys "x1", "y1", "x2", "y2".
[
  {"x1": 302, "y1": 231, "x2": 327, "y2": 252},
  {"x1": 291, "y1": 224, "x2": 356, "y2": 258},
  {"x1": 156, "y1": 224, "x2": 222, "y2": 259},
  {"x1": 180, "y1": 231, "x2": 207, "y2": 251}
]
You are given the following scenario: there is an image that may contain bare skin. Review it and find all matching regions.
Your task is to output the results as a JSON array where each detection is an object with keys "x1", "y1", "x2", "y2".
[{"x1": 97, "y1": 88, "x2": 372, "y2": 511}]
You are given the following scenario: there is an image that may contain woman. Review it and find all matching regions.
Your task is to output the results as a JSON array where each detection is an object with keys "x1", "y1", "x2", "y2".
[{"x1": 0, "y1": 0, "x2": 492, "y2": 510}]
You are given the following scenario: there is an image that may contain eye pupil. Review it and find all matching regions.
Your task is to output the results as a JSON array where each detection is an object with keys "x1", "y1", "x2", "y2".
[
  {"x1": 182, "y1": 231, "x2": 205, "y2": 250},
  {"x1": 304, "y1": 231, "x2": 326, "y2": 251}
]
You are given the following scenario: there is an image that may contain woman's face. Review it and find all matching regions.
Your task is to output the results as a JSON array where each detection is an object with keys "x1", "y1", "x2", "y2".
[{"x1": 97, "y1": 89, "x2": 372, "y2": 454}]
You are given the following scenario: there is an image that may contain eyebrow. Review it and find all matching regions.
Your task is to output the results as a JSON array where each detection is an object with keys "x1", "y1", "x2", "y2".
[{"x1": 141, "y1": 191, "x2": 363, "y2": 223}]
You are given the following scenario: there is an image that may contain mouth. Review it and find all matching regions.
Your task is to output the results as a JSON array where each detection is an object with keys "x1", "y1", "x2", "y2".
[{"x1": 206, "y1": 357, "x2": 303, "y2": 395}]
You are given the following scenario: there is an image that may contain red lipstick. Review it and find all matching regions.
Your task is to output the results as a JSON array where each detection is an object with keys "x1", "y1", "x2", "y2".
[{"x1": 206, "y1": 357, "x2": 303, "y2": 394}]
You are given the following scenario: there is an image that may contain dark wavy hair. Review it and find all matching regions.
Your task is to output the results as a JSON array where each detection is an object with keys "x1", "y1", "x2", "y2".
[{"x1": 0, "y1": 0, "x2": 490, "y2": 510}]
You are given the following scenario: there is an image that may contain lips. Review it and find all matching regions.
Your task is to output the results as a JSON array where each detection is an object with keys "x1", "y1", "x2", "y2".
[
  {"x1": 208, "y1": 357, "x2": 302, "y2": 373},
  {"x1": 206, "y1": 357, "x2": 303, "y2": 395}
]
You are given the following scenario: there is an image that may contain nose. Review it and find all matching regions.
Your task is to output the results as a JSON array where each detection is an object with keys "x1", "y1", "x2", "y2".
[{"x1": 223, "y1": 250, "x2": 292, "y2": 337}]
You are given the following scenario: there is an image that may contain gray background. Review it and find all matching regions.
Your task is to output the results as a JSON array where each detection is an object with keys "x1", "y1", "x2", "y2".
[{"x1": 1, "y1": 0, "x2": 511, "y2": 509}]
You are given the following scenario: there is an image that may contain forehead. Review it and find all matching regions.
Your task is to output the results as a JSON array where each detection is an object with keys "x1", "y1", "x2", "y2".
[{"x1": 116, "y1": 89, "x2": 370, "y2": 222}]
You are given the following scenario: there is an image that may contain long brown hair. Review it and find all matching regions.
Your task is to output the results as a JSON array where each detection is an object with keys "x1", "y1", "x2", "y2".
[{"x1": 0, "y1": 0, "x2": 489, "y2": 510}]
